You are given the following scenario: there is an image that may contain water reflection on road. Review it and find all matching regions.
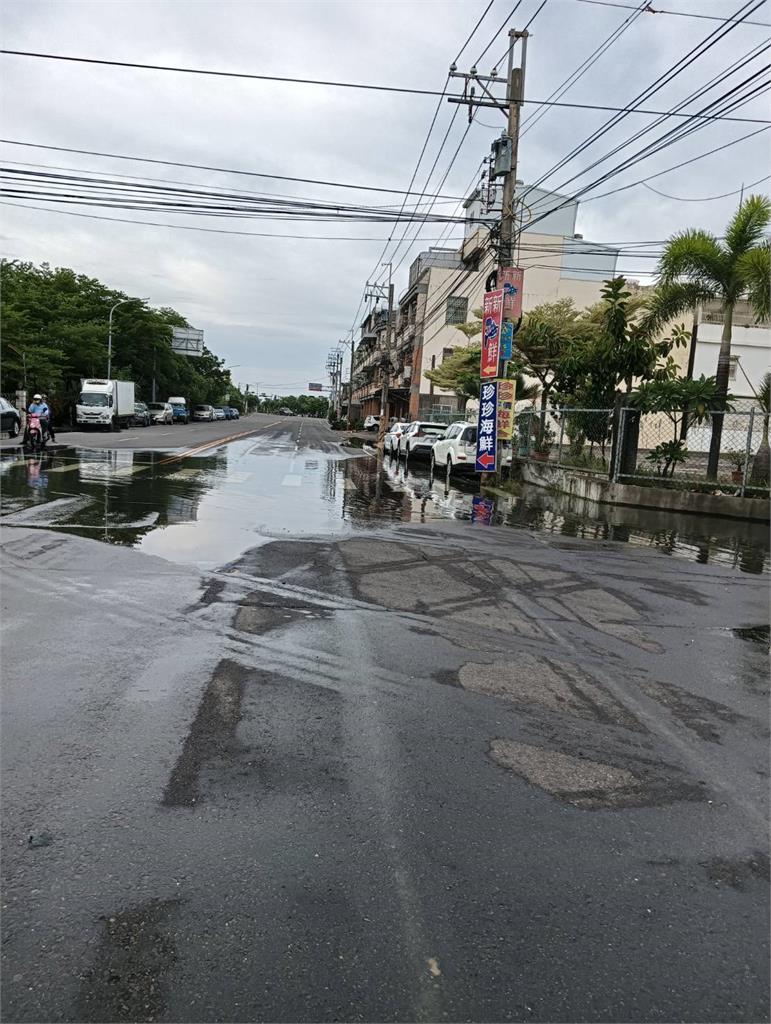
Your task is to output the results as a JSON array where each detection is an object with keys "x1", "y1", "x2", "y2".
[{"x1": 0, "y1": 443, "x2": 767, "y2": 574}]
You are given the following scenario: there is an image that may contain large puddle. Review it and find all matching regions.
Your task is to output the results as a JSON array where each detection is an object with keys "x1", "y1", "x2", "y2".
[{"x1": 0, "y1": 443, "x2": 768, "y2": 574}]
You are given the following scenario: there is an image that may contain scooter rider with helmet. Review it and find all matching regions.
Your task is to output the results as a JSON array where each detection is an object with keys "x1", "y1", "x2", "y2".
[{"x1": 27, "y1": 394, "x2": 51, "y2": 443}]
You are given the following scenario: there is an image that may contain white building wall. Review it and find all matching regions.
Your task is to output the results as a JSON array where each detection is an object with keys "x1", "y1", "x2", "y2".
[{"x1": 693, "y1": 322, "x2": 771, "y2": 398}]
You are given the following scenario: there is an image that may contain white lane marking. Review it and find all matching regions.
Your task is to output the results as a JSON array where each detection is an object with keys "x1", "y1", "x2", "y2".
[
  {"x1": 157, "y1": 431, "x2": 174, "y2": 436},
  {"x1": 281, "y1": 474, "x2": 302, "y2": 487}
]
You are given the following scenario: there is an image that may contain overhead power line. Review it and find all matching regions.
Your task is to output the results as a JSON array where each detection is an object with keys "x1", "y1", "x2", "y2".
[
  {"x1": 573, "y1": 123, "x2": 770, "y2": 205},
  {"x1": 1, "y1": 51, "x2": 768, "y2": 122},
  {"x1": 524, "y1": 37, "x2": 771, "y2": 210},
  {"x1": 520, "y1": 1, "x2": 649, "y2": 138},
  {"x1": 345, "y1": 0, "x2": 499, "y2": 335},
  {"x1": 521, "y1": 0, "x2": 767, "y2": 203},
  {"x1": 0, "y1": 139, "x2": 467, "y2": 199},
  {"x1": 641, "y1": 172, "x2": 771, "y2": 201},
  {"x1": 573, "y1": 0, "x2": 771, "y2": 27},
  {"x1": 0, "y1": 200, "x2": 470, "y2": 240}
]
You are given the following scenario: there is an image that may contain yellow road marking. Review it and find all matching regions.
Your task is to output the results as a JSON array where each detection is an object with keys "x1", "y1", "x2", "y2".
[{"x1": 158, "y1": 421, "x2": 282, "y2": 465}]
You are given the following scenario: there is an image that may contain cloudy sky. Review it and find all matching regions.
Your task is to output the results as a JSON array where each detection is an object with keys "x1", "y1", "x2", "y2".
[{"x1": 1, "y1": 0, "x2": 768, "y2": 394}]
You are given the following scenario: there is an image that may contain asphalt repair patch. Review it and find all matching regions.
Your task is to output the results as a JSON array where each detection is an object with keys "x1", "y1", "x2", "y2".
[{"x1": 489, "y1": 738, "x2": 706, "y2": 810}]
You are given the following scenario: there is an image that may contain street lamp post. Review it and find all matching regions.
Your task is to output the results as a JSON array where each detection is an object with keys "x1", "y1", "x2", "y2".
[
  {"x1": 107, "y1": 299, "x2": 131, "y2": 379},
  {"x1": 106, "y1": 297, "x2": 148, "y2": 379}
]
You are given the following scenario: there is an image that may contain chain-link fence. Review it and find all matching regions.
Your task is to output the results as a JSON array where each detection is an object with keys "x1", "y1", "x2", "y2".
[
  {"x1": 513, "y1": 404, "x2": 770, "y2": 497},
  {"x1": 615, "y1": 407, "x2": 767, "y2": 497},
  {"x1": 514, "y1": 407, "x2": 614, "y2": 473}
]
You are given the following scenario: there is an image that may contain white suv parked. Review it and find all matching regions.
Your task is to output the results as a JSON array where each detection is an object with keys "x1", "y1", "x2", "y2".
[
  {"x1": 398, "y1": 421, "x2": 448, "y2": 459},
  {"x1": 430, "y1": 422, "x2": 478, "y2": 478}
]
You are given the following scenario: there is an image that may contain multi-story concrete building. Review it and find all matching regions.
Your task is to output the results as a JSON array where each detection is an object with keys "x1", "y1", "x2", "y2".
[
  {"x1": 348, "y1": 183, "x2": 622, "y2": 423},
  {"x1": 349, "y1": 305, "x2": 400, "y2": 420}
]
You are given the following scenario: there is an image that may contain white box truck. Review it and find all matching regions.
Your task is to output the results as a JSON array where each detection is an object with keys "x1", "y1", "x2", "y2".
[{"x1": 76, "y1": 379, "x2": 136, "y2": 430}]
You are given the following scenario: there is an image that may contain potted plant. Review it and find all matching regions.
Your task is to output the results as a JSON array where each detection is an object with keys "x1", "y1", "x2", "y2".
[
  {"x1": 727, "y1": 450, "x2": 746, "y2": 484},
  {"x1": 532, "y1": 425, "x2": 555, "y2": 462}
]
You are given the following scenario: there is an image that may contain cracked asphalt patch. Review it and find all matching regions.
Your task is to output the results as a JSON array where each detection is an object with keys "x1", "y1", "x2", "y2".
[
  {"x1": 489, "y1": 739, "x2": 706, "y2": 810},
  {"x1": 458, "y1": 654, "x2": 643, "y2": 731}
]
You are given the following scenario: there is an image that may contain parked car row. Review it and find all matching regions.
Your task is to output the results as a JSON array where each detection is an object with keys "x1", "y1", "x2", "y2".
[
  {"x1": 383, "y1": 419, "x2": 512, "y2": 479},
  {"x1": 131, "y1": 401, "x2": 240, "y2": 427},
  {"x1": 191, "y1": 404, "x2": 240, "y2": 422}
]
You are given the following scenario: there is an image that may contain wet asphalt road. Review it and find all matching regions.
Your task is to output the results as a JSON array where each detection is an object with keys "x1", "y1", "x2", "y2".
[
  {"x1": 0, "y1": 411, "x2": 282, "y2": 453},
  {"x1": 1, "y1": 417, "x2": 769, "y2": 1023}
]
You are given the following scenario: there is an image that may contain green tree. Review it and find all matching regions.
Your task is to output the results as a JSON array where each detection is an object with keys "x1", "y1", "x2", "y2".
[
  {"x1": 425, "y1": 308, "x2": 539, "y2": 409},
  {"x1": 425, "y1": 345, "x2": 539, "y2": 408},
  {"x1": 0, "y1": 260, "x2": 244, "y2": 419},
  {"x1": 647, "y1": 194, "x2": 771, "y2": 477},
  {"x1": 512, "y1": 298, "x2": 589, "y2": 417}
]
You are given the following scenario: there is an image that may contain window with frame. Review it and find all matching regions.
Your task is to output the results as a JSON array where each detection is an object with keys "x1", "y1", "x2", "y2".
[{"x1": 445, "y1": 296, "x2": 468, "y2": 325}]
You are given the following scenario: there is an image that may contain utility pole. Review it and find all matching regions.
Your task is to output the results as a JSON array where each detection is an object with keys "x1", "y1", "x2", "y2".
[
  {"x1": 379, "y1": 268, "x2": 395, "y2": 449},
  {"x1": 450, "y1": 29, "x2": 528, "y2": 483},
  {"x1": 499, "y1": 31, "x2": 527, "y2": 271},
  {"x1": 365, "y1": 265, "x2": 393, "y2": 450}
]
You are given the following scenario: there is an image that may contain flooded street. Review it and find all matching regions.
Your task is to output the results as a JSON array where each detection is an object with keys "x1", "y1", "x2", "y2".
[
  {"x1": 1, "y1": 431, "x2": 768, "y2": 574},
  {"x1": 2, "y1": 417, "x2": 768, "y2": 1023}
]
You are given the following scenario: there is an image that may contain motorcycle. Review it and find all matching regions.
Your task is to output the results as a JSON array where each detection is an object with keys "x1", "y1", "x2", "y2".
[{"x1": 22, "y1": 413, "x2": 48, "y2": 454}]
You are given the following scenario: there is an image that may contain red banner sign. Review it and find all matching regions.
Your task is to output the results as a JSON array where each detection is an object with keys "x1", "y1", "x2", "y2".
[
  {"x1": 481, "y1": 289, "x2": 504, "y2": 379},
  {"x1": 500, "y1": 267, "x2": 524, "y2": 321}
]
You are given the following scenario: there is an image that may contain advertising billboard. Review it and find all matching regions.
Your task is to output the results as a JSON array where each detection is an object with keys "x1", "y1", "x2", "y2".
[{"x1": 171, "y1": 327, "x2": 204, "y2": 357}]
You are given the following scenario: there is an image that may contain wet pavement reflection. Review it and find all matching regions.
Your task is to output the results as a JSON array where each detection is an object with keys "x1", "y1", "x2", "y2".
[{"x1": 1, "y1": 442, "x2": 768, "y2": 574}]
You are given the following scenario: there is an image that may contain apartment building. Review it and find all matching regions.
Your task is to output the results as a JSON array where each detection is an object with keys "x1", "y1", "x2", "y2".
[{"x1": 349, "y1": 305, "x2": 401, "y2": 420}]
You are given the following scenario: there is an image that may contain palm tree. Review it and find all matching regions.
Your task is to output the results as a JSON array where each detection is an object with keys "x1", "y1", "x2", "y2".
[
  {"x1": 750, "y1": 371, "x2": 771, "y2": 485},
  {"x1": 649, "y1": 194, "x2": 771, "y2": 478}
]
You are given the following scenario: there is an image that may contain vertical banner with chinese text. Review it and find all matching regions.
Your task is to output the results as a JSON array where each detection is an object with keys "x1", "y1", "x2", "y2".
[
  {"x1": 500, "y1": 268, "x2": 524, "y2": 321},
  {"x1": 497, "y1": 379, "x2": 516, "y2": 440},
  {"x1": 481, "y1": 290, "x2": 504, "y2": 379},
  {"x1": 476, "y1": 380, "x2": 498, "y2": 472}
]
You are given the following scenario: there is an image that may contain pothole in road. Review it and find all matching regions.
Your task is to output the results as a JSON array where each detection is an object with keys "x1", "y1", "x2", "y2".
[
  {"x1": 732, "y1": 624, "x2": 770, "y2": 645},
  {"x1": 233, "y1": 592, "x2": 332, "y2": 635}
]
